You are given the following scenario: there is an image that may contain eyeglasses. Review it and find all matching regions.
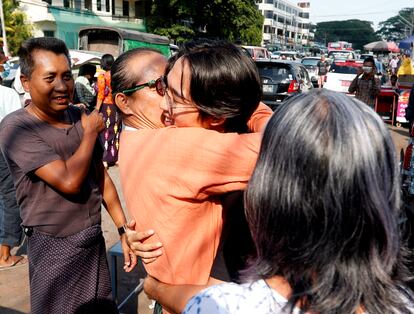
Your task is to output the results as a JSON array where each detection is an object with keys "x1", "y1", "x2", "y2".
[
  {"x1": 163, "y1": 89, "x2": 197, "y2": 118},
  {"x1": 122, "y1": 76, "x2": 167, "y2": 96}
]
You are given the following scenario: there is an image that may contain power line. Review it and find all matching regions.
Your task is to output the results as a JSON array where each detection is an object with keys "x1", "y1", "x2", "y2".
[{"x1": 312, "y1": 10, "x2": 400, "y2": 18}]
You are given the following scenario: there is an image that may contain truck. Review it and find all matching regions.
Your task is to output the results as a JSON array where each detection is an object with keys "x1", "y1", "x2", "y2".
[{"x1": 78, "y1": 26, "x2": 172, "y2": 57}]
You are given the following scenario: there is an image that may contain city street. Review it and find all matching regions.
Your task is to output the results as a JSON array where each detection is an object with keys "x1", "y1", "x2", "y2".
[{"x1": 0, "y1": 123, "x2": 411, "y2": 314}]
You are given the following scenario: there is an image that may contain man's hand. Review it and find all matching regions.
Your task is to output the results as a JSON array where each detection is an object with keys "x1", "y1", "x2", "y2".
[
  {"x1": 81, "y1": 109, "x2": 104, "y2": 134},
  {"x1": 126, "y1": 220, "x2": 163, "y2": 264},
  {"x1": 121, "y1": 234, "x2": 138, "y2": 272}
]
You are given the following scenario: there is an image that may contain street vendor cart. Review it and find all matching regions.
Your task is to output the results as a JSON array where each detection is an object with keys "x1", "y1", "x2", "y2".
[
  {"x1": 375, "y1": 86, "x2": 398, "y2": 125},
  {"x1": 395, "y1": 75, "x2": 414, "y2": 127}
]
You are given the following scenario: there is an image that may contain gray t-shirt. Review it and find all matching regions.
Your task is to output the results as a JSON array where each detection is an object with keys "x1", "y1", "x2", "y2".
[{"x1": 0, "y1": 106, "x2": 103, "y2": 237}]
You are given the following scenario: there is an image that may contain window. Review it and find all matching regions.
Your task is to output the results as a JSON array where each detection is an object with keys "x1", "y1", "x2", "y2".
[
  {"x1": 278, "y1": 16, "x2": 284, "y2": 23},
  {"x1": 135, "y1": 0, "x2": 150, "y2": 18},
  {"x1": 265, "y1": 0, "x2": 273, "y2": 3},
  {"x1": 43, "y1": 0, "x2": 52, "y2": 4},
  {"x1": 84, "y1": 0, "x2": 91, "y2": 9},
  {"x1": 43, "y1": 30, "x2": 54, "y2": 37},
  {"x1": 97, "y1": 0, "x2": 101, "y2": 10},
  {"x1": 123, "y1": 1, "x2": 129, "y2": 16},
  {"x1": 264, "y1": 25, "x2": 272, "y2": 34},
  {"x1": 299, "y1": 12, "x2": 309, "y2": 19},
  {"x1": 264, "y1": 10, "x2": 273, "y2": 18},
  {"x1": 105, "y1": 0, "x2": 110, "y2": 12},
  {"x1": 286, "y1": 6, "x2": 291, "y2": 13},
  {"x1": 63, "y1": 0, "x2": 69, "y2": 8},
  {"x1": 273, "y1": 13, "x2": 277, "y2": 21}
]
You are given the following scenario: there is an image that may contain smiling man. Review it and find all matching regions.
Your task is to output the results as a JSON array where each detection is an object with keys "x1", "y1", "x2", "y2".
[{"x1": 0, "y1": 37, "x2": 136, "y2": 314}]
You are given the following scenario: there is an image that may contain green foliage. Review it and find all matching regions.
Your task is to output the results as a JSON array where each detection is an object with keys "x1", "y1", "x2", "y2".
[
  {"x1": 146, "y1": 0, "x2": 263, "y2": 45},
  {"x1": 314, "y1": 19, "x2": 379, "y2": 50},
  {"x1": 376, "y1": 7, "x2": 414, "y2": 41},
  {"x1": 2, "y1": 0, "x2": 32, "y2": 56}
]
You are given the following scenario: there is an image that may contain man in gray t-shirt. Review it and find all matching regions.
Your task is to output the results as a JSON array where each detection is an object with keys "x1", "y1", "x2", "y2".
[{"x1": 0, "y1": 37, "x2": 137, "y2": 314}]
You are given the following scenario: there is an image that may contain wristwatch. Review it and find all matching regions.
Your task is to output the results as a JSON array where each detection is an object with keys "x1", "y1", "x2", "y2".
[{"x1": 117, "y1": 224, "x2": 127, "y2": 236}]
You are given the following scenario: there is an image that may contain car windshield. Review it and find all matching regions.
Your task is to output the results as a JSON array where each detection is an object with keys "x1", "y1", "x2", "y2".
[
  {"x1": 256, "y1": 63, "x2": 292, "y2": 81},
  {"x1": 301, "y1": 59, "x2": 319, "y2": 66},
  {"x1": 329, "y1": 63, "x2": 359, "y2": 74}
]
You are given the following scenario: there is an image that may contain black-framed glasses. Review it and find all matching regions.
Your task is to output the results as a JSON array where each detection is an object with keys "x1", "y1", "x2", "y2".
[{"x1": 122, "y1": 76, "x2": 167, "y2": 96}]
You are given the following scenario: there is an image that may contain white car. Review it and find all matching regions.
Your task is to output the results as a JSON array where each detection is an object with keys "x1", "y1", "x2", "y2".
[
  {"x1": 323, "y1": 59, "x2": 362, "y2": 93},
  {"x1": 327, "y1": 50, "x2": 357, "y2": 60}
]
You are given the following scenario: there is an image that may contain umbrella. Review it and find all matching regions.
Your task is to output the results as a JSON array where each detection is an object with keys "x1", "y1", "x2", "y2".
[
  {"x1": 363, "y1": 41, "x2": 400, "y2": 53},
  {"x1": 399, "y1": 35, "x2": 414, "y2": 50}
]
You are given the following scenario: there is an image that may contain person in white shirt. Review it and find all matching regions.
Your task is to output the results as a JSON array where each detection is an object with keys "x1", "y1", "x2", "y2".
[{"x1": 389, "y1": 55, "x2": 399, "y2": 75}]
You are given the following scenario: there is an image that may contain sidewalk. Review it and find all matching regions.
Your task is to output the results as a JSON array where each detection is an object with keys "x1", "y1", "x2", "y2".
[{"x1": 0, "y1": 167, "x2": 153, "y2": 314}]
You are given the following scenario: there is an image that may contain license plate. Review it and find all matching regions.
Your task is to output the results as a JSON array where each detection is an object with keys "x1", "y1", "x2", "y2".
[
  {"x1": 263, "y1": 84, "x2": 274, "y2": 93},
  {"x1": 341, "y1": 80, "x2": 351, "y2": 87}
]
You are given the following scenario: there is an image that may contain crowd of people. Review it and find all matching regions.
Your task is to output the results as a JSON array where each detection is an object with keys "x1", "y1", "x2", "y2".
[{"x1": 0, "y1": 36, "x2": 414, "y2": 314}]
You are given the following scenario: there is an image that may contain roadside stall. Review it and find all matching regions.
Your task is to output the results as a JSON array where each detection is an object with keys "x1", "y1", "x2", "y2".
[
  {"x1": 364, "y1": 41, "x2": 401, "y2": 125},
  {"x1": 375, "y1": 86, "x2": 398, "y2": 125},
  {"x1": 395, "y1": 76, "x2": 414, "y2": 126}
]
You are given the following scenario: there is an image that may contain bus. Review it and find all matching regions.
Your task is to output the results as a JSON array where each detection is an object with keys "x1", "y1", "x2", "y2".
[
  {"x1": 78, "y1": 26, "x2": 171, "y2": 57},
  {"x1": 327, "y1": 41, "x2": 353, "y2": 52}
]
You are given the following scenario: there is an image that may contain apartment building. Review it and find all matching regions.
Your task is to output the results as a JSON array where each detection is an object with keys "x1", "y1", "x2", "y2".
[
  {"x1": 18, "y1": 0, "x2": 150, "y2": 48},
  {"x1": 255, "y1": 0, "x2": 314, "y2": 48}
]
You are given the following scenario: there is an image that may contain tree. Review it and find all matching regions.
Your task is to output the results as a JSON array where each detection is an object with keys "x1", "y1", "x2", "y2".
[
  {"x1": 146, "y1": 0, "x2": 263, "y2": 45},
  {"x1": 314, "y1": 19, "x2": 379, "y2": 50},
  {"x1": 376, "y1": 7, "x2": 414, "y2": 41},
  {"x1": 1, "y1": 0, "x2": 32, "y2": 56}
]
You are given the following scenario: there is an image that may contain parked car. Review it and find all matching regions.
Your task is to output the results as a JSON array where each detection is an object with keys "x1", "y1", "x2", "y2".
[
  {"x1": 301, "y1": 56, "x2": 321, "y2": 87},
  {"x1": 323, "y1": 59, "x2": 363, "y2": 93},
  {"x1": 327, "y1": 50, "x2": 356, "y2": 60},
  {"x1": 242, "y1": 46, "x2": 271, "y2": 60},
  {"x1": 255, "y1": 60, "x2": 313, "y2": 110}
]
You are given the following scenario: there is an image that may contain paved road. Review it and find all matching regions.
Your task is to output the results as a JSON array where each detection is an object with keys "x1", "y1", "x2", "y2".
[{"x1": 0, "y1": 123, "x2": 410, "y2": 314}]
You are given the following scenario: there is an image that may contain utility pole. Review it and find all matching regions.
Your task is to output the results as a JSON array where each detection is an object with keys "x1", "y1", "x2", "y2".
[{"x1": 0, "y1": 0, "x2": 9, "y2": 57}]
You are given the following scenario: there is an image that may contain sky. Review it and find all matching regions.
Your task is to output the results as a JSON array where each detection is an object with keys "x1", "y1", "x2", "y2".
[{"x1": 308, "y1": 0, "x2": 414, "y2": 30}]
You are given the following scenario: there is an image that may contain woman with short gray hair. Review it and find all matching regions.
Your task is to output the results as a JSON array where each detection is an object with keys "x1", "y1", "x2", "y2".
[{"x1": 184, "y1": 89, "x2": 414, "y2": 313}]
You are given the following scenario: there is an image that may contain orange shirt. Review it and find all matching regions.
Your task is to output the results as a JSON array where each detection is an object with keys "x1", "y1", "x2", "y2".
[{"x1": 119, "y1": 104, "x2": 272, "y2": 285}]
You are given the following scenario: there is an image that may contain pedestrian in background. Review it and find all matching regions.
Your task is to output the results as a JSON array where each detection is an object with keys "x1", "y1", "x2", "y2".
[
  {"x1": 96, "y1": 54, "x2": 121, "y2": 168},
  {"x1": 389, "y1": 55, "x2": 399, "y2": 75},
  {"x1": 0, "y1": 85, "x2": 25, "y2": 269},
  {"x1": 316, "y1": 54, "x2": 329, "y2": 88},
  {"x1": 348, "y1": 56, "x2": 381, "y2": 108},
  {"x1": 74, "y1": 63, "x2": 96, "y2": 111}
]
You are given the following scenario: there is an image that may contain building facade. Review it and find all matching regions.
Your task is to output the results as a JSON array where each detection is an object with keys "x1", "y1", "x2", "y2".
[
  {"x1": 255, "y1": 0, "x2": 314, "y2": 49},
  {"x1": 18, "y1": 0, "x2": 150, "y2": 48}
]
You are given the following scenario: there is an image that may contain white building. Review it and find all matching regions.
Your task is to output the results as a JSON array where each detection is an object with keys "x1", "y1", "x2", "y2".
[
  {"x1": 255, "y1": 0, "x2": 314, "y2": 48},
  {"x1": 18, "y1": 0, "x2": 149, "y2": 48}
]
